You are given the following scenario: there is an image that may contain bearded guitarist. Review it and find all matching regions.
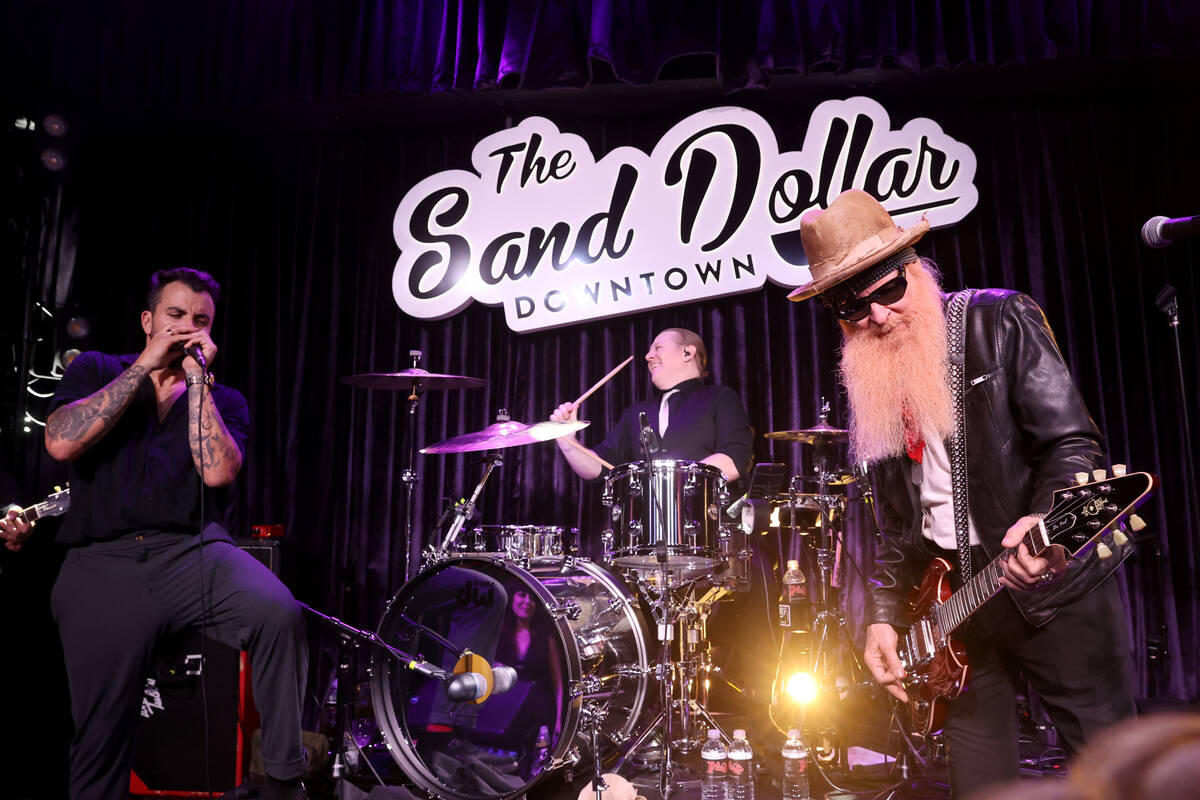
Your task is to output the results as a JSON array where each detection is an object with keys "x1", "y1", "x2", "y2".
[{"x1": 786, "y1": 190, "x2": 1137, "y2": 798}]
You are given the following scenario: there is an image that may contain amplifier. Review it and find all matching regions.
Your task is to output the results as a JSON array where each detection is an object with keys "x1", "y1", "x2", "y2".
[
  {"x1": 130, "y1": 636, "x2": 253, "y2": 796},
  {"x1": 234, "y1": 537, "x2": 283, "y2": 576}
]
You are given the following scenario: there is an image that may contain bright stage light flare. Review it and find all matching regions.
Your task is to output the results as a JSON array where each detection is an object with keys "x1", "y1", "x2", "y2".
[{"x1": 785, "y1": 671, "x2": 819, "y2": 704}]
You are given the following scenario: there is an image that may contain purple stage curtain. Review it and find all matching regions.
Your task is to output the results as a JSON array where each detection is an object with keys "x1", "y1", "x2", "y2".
[
  {"x1": 21, "y1": 80, "x2": 1195, "y2": 718},
  {"x1": 6, "y1": 0, "x2": 1199, "y2": 110}
]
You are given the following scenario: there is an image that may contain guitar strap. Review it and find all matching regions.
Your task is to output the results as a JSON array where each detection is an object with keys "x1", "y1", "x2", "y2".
[{"x1": 945, "y1": 289, "x2": 976, "y2": 581}]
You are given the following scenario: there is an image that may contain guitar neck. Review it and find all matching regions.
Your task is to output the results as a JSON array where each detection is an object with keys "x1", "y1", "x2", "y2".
[{"x1": 936, "y1": 555, "x2": 1007, "y2": 635}]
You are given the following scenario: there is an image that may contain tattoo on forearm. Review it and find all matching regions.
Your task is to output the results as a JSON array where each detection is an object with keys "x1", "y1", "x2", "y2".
[
  {"x1": 46, "y1": 365, "x2": 148, "y2": 448},
  {"x1": 188, "y1": 388, "x2": 242, "y2": 479}
]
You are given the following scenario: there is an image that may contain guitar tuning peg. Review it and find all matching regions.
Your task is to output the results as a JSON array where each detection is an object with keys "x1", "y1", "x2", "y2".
[
  {"x1": 1129, "y1": 514, "x2": 1146, "y2": 532},
  {"x1": 1075, "y1": 471, "x2": 1090, "y2": 486},
  {"x1": 54, "y1": 485, "x2": 63, "y2": 493},
  {"x1": 1092, "y1": 468, "x2": 1108, "y2": 481},
  {"x1": 1111, "y1": 464, "x2": 1127, "y2": 477},
  {"x1": 1096, "y1": 542, "x2": 1113, "y2": 559},
  {"x1": 1112, "y1": 530, "x2": 1129, "y2": 547}
]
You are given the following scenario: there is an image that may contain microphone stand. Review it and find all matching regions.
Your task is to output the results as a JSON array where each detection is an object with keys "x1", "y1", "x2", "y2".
[{"x1": 1154, "y1": 285, "x2": 1197, "y2": 690}]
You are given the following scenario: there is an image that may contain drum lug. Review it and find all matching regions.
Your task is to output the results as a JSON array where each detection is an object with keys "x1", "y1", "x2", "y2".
[
  {"x1": 558, "y1": 554, "x2": 577, "y2": 574},
  {"x1": 570, "y1": 676, "x2": 604, "y2": 698},
  {"x1": 419, "y1": 545, "x2": 449, "y2": 567},
  {"x1": 617, "y1": 663, "x2": 651, "y2": 678},
  {"x1": 550, "y1": 599, "x2": 582, "y2": 621},
  {"x1": 601, "y1": 530, "x2": 614, "y2": 562}
]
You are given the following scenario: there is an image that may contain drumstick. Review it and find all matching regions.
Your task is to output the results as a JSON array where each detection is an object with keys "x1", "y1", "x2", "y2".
[
  {"x1": 561, "y1": 437, "x2": 616, "y2": 471},
  {"x1": 572, "y1": 355, "x2": 634, "y2": 409}
]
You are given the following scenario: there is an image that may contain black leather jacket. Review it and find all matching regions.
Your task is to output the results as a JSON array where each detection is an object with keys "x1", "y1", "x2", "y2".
[{"x1": 868, "y1": 289, "x2": 1129, "y2": 629}]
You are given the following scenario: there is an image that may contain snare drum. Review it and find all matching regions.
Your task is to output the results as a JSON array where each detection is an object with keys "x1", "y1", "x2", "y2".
[
  {"x1": 603, "y1": 459, "x2": 727, "y2": 579},
  {"x1": 371, "y1": 555, "x2": 653, "y2": 799},
  {"x1": 457, "y1": 524, "x2": 577, "y2": 559}
]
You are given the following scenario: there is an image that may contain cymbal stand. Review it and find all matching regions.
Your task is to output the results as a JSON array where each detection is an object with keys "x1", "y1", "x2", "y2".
[
  {"x1": 792, "y1": 406, "x2": 867, "y2": 768},
  {"x1": 401, "y1": 350, "x2": 423, "y2": 580}
]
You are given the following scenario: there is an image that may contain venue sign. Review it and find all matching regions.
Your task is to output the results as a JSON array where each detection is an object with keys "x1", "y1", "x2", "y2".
[{"x1": 392, "y1": 97, "x2": 977, "y2": 332}]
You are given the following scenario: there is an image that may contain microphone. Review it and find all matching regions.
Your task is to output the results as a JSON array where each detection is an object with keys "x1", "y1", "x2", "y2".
[
  {"x1": 638, "y1": 411, "x2": 661, "y2": 454},
  {"x1": 1141, "y1": 214, "x2": 1200, "y2": 248},
  {"x1": 408, "y1": 657, "x2": 518, "y2": 702},
  {"x1": 184, "y1": 343, "x2": 207, "y2": 370},
  {"x1": 446, "y1": 665, "x2": 518, "y2": 702}
]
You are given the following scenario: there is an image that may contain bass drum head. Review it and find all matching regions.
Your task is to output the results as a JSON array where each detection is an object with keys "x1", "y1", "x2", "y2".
[{"x1": 371, "y1": 555, "x2": 652, "y2": 800}]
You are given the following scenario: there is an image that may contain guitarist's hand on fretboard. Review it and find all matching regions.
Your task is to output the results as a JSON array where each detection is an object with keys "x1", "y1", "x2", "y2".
[
  {"x1": 1, "y1": 506, "x2": 35, "y2": 553},
  {"x1": 998, "y1": 513, "x2": 1069, "y2": 591},
  {"x1": 864, "y1": 622, "x2": 910, "y2": 702}
]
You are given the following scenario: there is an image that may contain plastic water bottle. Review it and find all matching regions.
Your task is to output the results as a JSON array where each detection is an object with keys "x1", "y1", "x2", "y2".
[
  {"x1": 700, "y1": 729, "x2": 728, "y2": 800},
  {"x1": 781, "y1": 729, "x2": 810, "y2": 800},
  {"x1": 727, "y1": 728, "x2": 754, "y2": 800},
  {"x1": 780, "y1": 559, "x2": 809, "y2": 632}
]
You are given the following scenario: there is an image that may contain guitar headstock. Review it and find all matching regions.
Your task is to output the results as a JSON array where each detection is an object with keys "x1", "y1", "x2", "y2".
[
  {"x1": 1026, "y1": 466, "x2": 1157, "y2": 561},
  {"x1": 30, "y1": 485, "x2": 72, "y2": 521}
]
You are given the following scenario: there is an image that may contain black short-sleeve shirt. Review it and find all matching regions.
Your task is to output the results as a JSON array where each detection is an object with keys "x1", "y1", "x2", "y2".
[
  {"x1": 48, "y1": 351, "x2": 250, "y2": 545},
  {"x1": 592, "y1": 378, "x2": 753, "y2": 478}
]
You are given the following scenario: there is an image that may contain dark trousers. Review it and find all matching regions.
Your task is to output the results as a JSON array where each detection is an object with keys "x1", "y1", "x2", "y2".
[
  {"x1": 944, "y1": 577, "x2": 1136, "y2": 798},
  {"x1": 51, "y1": 533, "x2": 308, "y2": 799}
]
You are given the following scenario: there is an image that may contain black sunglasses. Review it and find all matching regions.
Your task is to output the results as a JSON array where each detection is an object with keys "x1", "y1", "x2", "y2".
[{"x1": 831, "y1": 268, "x2": 908, "y2": 321}]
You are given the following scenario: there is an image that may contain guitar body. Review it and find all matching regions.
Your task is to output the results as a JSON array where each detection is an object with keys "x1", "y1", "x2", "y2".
[
  {"x1": 904, "y1": 557, "x2": 969, "y2": 736},
  {"x1": 892, "y1": 468, "x2": 1157, "y2": 740}
]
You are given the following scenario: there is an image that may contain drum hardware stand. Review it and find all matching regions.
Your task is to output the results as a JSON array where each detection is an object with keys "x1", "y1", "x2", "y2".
[
  {"x1": 301, "y1": 605, "x2": 432, "y2": 785},
  {"x1": 582, "y1": 703, "x2": 611, "y2": 800},
  {"x1": 616, "y1": 577, "x2": 731, "y2": 799},
  {"x1": 400, "y1": 350, "x2": 423, "y2": 580},
  {"x1": 429, "y1": 411, "x2": 510, "y2": 560}
]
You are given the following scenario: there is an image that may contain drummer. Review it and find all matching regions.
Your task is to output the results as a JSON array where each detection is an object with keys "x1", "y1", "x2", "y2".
[{"x1": 550, "y1": 328, "x2": 753, "y2": 481}]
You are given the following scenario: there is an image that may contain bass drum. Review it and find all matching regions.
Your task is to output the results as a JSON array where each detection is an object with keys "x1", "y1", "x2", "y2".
[{"x1": 371, "y1": 555, "x2": 653, "y2": 800}]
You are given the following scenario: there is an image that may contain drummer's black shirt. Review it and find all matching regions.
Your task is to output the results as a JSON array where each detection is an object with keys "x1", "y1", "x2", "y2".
[
  {"x1": 592, "y1": 378, "x2": 753, "y2": 478},
  {"x1": 48, "y1": 351, "x2": 250, "y2": 545}
]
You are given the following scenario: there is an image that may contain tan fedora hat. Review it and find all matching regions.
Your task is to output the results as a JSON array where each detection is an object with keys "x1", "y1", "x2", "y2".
[{"x1": 787, "y1": 189, "x2": 929, "y2": 302}]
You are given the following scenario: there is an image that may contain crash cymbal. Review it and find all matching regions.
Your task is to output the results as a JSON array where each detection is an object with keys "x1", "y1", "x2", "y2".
[
  {"x1": 763, "y1": 423, "x2": 849, "y2": 445},
  {"x1": 341, "y1": 368, "x2": 487, "y2": 391},
  {"x1": 421, "y1": 419, "x2": 590, "y2": 454}
]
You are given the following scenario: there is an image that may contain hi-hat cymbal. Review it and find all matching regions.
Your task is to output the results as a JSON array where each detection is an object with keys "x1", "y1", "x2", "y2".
[
  {"x1": 341, "y1": 368, "x2": 487, "y2": 391},
  {"x1": 763, "y1": 423, "x2": 849, "y2": 445},
  {"x1": 421, "y1": 419, "x2": 590, "y2": 454}
]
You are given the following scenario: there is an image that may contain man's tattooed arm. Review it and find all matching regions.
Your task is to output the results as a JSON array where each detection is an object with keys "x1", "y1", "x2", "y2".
[
  {"x1": 45, "y1": 365, "x2": 148, "y2": 462},
  {"x1": 187, "y1": 385, "x2": 243, "y2": 487}
]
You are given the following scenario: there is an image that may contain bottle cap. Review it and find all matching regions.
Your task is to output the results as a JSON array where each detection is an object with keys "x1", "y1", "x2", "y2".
[
  {"x1": 708, "y1": 729, "x2": 720, "y2": 738},
  {"x1": 733, "y1": 729, "x2": 746, "y2": 739},
  {"x1": 787, "y1": 559, "x2": 799, "y2": 570},
  {"x1": 787, "y1": 728, "x2": 800, "y2": 738}
]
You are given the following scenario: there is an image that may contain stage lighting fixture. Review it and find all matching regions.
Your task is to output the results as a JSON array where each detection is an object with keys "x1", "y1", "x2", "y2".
[
  {"x1": 65, "y1": 315, "x2": 90, "y2": 339},
  {"x1": 785, "y1": 671, "x2": 819, "y2": 705},
  {"x1": 40, "y1": 148, "x2": 66, "y2": 172},
  {"x1": 43, "y1": 113, "x2": 68, "y2": 137}
]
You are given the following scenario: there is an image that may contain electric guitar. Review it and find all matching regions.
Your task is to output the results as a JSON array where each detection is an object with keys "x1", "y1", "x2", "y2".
[
  {"x1": 897, "y1": 467, "x2": 1156, "y2": 736},
  {"x1": 10, "y1": 485, "x2": 71, "y2": 527}
]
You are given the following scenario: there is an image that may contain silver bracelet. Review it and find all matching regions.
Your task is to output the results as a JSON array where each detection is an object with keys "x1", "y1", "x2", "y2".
[{"x1": 185, "y1": 373, "x2": 214, "y2": 387}]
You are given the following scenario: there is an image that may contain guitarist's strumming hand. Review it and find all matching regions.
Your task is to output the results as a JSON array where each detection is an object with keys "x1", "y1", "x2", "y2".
[
  {"x1": 0, "y1": 507, "x2": 34, "y2": 553},
  {"x1": 998, "y1": 514, "x2": 1069, "y2": 591},
  {"x1": 864, "y1": 623, "x2": 909, "y2": 702}
]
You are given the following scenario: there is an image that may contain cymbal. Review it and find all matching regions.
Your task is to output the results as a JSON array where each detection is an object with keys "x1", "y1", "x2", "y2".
[
  {"x1": 763, "y1": 423, "x2": 849, "y2": 445},
  {"x1": 421, "y1": 420, "x2": 590, "y2": 454},
  {"x1": 341, "y1": 368, "x2": 487, "y2": 391}
]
